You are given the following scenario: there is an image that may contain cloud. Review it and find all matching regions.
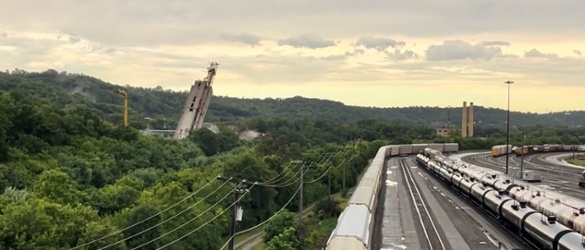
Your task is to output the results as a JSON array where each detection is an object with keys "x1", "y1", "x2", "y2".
[
  {"x1": 524, "y1": 49, "x2": 558, "y2": 59},
  {"x1": 1, "y1": 1, "x2": 585, "y2": 113},
  {"x1": 574, "y1": 50, "x2": 582, "y2": 56},
  {"x1": 277, "y1": 33, "x2": 335, "y2": 49},
  {"x1": 385, "y1": 49, "x2": 418, "y2": 60},
  {"x1": 69, "y1": 36, "x2": 80, "y2": 44},
  {"x1": 425, "y1": 40, "x2": 503, "y2": 61},
  {"x1": 219, "y1": 33, "x2": 261, "y2": 46},
  {"x1": 480, "y1": 41, "x2": 510, "y2": 46},
  {"x1": 356, "y1": 37, "x2": 405, "y2": 51}
]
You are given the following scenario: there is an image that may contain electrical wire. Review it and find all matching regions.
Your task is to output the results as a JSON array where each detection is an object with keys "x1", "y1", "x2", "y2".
[
  {"x1": 305, "y1": 153, "x2": 357, "y2": 184},
  {"x1": 261, "y1": 162, "x2": 302, "y2": 185},
  {"x1": 127, "y1": 181, "x2": 248, "y2": 250},
  {"x1": 97, "y1": 179, "x2": 235, "y2": 250},
  {"x1": 262, "y1": 161, "x2": 297, "y2": 184},
  {"x1": 259, "y1": 152, "x2": 338, "y2": 187},
  {"x1": 68, "y1": 178, "x2": 220, "y2": 250},
  {"x1": 261, "y1": 152, "x2": 328, "y2": 186},
  {"x1": 218, "y1": 183, "x2": 302, "y2": 250},
  {"x1": 156, "y1": 184, "x2": 256, "y2": 250}
]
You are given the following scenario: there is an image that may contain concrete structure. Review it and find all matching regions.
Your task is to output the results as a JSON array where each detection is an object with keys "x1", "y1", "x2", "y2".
[
  {"x1": 173, "y1": 62, "x2": 219, "y2": 139},
  {"x1": 468, "y1": 102, "x2": 474, "y2": 137},
  {"x1": 461, "y1": 101, "x2": 475, "y2": 138},
  {"x1": 461, "y1": 101, "x2": 468, "y2": 137}
]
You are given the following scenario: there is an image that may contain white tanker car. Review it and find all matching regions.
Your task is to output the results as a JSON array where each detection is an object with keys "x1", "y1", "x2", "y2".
[{"x1": 418, "y1": 148, "x2": 585, "y2": 250}]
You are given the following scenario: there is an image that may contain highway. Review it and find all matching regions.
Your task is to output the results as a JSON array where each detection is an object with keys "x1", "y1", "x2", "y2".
[
  {"x1": 461, "y1": 152, "x2": 585, "y2": 200},
  {"x1": 374, "y1": 156, "x2": 525, "y2": 250}
]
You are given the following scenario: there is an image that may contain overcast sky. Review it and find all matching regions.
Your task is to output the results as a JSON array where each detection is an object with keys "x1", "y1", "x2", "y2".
[{"x1": 1, "y1": 0, "x2": 584, "y2": 113}]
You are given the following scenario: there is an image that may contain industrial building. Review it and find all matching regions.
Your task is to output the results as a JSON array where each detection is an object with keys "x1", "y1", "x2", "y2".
[{"x1": 461, "y1": 101, "x2": 474, "y2": 138}]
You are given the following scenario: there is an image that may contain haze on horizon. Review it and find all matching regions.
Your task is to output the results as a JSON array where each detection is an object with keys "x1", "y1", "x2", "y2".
[{"x1": 1, "y1": 1, "x2": 584, "y2": 114}]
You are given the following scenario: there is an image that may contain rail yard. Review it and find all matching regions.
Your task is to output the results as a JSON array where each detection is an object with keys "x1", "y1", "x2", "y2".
[{"x1": 328, "y1": 143, "x2": 585, "y2": 250}]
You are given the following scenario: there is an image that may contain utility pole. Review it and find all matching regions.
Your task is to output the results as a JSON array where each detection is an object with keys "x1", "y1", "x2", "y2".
[
  {"x1": 217, "y1": 176, "x2": 255, "y2": 250},
  {"x1": 447, "y1": 106, "x2": 451, "y2": 143},
  {"x1": 504, "y1": 80, "x2": 513, "y2": 175},
  {"x1": 521, "y1": 133, "x2": 525, "y2": 180},
  {"x1": 328, "y1": 160, "x2": 331, "y2": 198},
  {"x1": 298, "y1": 162, "x2": 306, "y2": 248}
]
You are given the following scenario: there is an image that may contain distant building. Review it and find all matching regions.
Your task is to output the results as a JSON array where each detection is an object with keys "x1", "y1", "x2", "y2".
[
  {"x1": 238, "y1": 130, "x2": 265, "y2": 141},
  {"x1": 436, "y1": 128, "x2": 457, "y2": 138}
]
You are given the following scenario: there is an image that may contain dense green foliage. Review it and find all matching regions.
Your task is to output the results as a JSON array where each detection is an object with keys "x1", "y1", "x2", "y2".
[
  {"x1": 1, "y1": 69, "x2": 584, "y2": 249},
  {"x1": 1, "y1": 69, "x2": 584, "y2": 131},
  {"x1": 0, "y1": 90, "x2": 404, "y2": 249}
]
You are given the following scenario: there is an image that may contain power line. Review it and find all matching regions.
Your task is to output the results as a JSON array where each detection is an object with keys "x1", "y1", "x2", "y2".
[
  {"x1": 98, "y1": 179, "x2": 234, "y2": 250},
  {"x1": 156, "y1": 185, "x2": 255, "y2": 250},
  {"x1": 218, "y1": 183, "x2": 302, "y2": 250},
  {"x1": 68, "y1": 178, "x2": 220, "y2": 250}
]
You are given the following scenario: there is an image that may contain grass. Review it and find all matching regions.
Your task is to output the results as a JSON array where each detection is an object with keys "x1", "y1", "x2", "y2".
[
  {"x1": 251, "y1": 242, "x2": 265, "y2": 250},
  {"x1": 568, "y1": 159, "x2": 585, "y2": 167},
  {"x1": 234, "y1": 225, "x2": 265, "y2": 245}
]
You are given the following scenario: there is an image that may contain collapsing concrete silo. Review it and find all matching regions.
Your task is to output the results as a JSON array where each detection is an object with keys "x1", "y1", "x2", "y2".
[{"x1": 173, "y1": 62, "x2": 219, "y2": 139}]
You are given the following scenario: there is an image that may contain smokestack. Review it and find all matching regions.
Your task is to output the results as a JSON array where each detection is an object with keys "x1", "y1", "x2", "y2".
[
  {"x1": 468, "y1": 102, "x2": 474, "y2": 137},
  {"x1": 461, "y1": 101, "x2": 468, "y2": 138}
]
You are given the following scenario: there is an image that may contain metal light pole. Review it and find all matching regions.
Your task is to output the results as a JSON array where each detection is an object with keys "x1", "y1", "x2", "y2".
[
  {"x1": 521, "y1": 133, "x2": 526, "y2": 179},
  {"x1": 505, "y1": 80, "x2": 514, "y2": 175}
]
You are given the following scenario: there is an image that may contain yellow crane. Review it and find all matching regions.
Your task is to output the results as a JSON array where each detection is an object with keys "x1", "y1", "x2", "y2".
[{"x1": 117, "y1": 89, "x2": 128, "y2": 127}]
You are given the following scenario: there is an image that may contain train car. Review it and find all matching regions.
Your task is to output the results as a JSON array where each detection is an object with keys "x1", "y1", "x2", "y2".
[
  {"x1": 523, "y1": 213, "x2": 573, "y2": 250},
  {"x1": 398, "y1": 144, "x2": 413, "y2": 155},
  {"x1": 388, "y1": 145, "x2": 400, "y2": 157},
  {"x1": 428, "y1": 143, "x2": 444, "y2": 151},
  {"x1": 412, "y1": 144, "x2": 428, "y2": 154},
  {"x1": 483, "y1": 190, "x2": 512, "y2": 218},
  {"x1": 326, "y1": 204, "x2": 370, "y2": 250},
  {"x1": 443, "y1": 143, "x2": 459, "y2": 153},
  {"x1": 417, "y1": 149, "x2": 585, "y2": 249},
  {"x1": 492, "y1": 144, "x2": 513, "y2": 157}
]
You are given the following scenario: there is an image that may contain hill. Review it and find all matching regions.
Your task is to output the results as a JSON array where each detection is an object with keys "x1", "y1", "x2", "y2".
[{"x1": 1, "y1": 69, "x2": 584, "y2": 130}]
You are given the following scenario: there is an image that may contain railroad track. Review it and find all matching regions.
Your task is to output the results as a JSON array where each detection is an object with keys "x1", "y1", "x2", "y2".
[
  {"x1": 461, "y1": 153, "x2": 585, "y2": 199},
  {"x1": 399, "y1": 159, "x2": 446, "y2": 250}
]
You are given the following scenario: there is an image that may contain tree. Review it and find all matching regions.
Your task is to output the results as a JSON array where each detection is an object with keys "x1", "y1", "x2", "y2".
[{"x1": 264, "y1": 211, "x2": 298, "y2": 243}]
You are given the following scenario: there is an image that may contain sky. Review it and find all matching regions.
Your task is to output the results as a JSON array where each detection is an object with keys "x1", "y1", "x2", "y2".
[{"x1": 1, "y1": 1, "x2": 584, "y2": 113}]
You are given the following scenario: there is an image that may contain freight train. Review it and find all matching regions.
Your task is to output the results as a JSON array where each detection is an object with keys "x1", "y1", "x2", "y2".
[
  {"x1": 491, "y1": 144, "x2": 585, "y2": 157},
  {"x1": 326, "y1": 143, "x2": 458, "y2": 250},
  {"x1": 418, "y1": 149, "x2": 585, "y2": 250}
]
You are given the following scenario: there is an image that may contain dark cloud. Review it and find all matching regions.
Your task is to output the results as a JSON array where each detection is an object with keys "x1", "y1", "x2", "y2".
[
  {"x1": 480, "y1": 41, "x2": 510, "y2": 46},
  {"x1": 426, "y1": 40, "x2": 502, "y2": 61},
  {"x1": 524, "y1": 49, "x2": 558, "y2": 59},
  {"x1": 219, "y1": 33, "x2": 261, "y2": 46},
  {"x1": 574, "y1": 50, "x2": 582, "y2": 56},
  {"x1": 277, "y1": 34, "x2": 335, "y2": 49},
  {"x1": 356, "y1": 37, "x2": 405, "y2": 51}
]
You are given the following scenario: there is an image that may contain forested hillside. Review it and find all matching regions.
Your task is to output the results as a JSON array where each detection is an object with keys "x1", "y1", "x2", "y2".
[
  {"x1": 1, "y1": 68, "x2": 584, "y2": 249},
  {"x1": 1, "y1": 69, "x2": 584, "y2": 130}
]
